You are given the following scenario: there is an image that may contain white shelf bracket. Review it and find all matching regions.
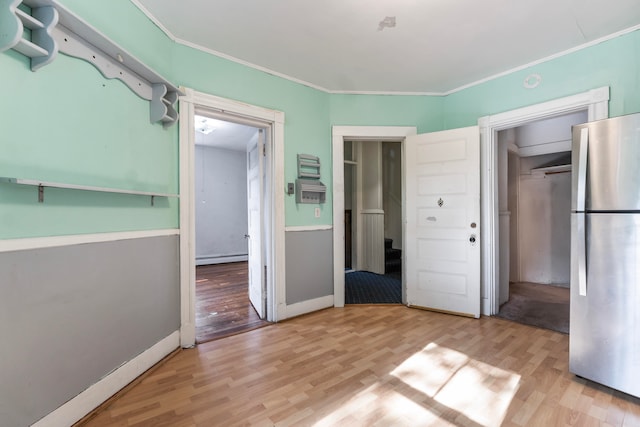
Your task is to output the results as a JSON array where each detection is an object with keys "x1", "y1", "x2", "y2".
[{"x1": 1, "y1": 0, "x2": 182, "y2": 128}]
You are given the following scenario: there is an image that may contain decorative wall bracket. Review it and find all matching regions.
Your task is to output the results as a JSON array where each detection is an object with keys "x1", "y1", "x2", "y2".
[{"x1": 0, "y1": 0, "x2": 182, "y2": 127}]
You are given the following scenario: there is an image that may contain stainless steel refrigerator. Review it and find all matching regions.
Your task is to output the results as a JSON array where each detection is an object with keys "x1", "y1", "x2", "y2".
[{"x1": 570, "y1": 112, "x2": 640, "y2": 398}]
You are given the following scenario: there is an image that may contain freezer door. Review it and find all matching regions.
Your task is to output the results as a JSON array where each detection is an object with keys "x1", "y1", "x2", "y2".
[
  {"x1": 570, "y1": 213, "x2": 640, "y2": 398},
  {"x1": 572, "y1": 113, "x2": 640, "y2": 211}
]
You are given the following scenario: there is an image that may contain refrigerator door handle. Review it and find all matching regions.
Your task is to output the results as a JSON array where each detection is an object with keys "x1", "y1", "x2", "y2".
[
  {"x1": 576, "y1": 213, "x2": 587, "y2": 296},
  {"x1": 576, "y1": 128, "x2": 589, "y2": 212}
]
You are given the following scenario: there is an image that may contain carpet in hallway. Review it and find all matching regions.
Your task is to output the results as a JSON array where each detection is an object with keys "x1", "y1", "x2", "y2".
[{"x1": 345, "y1": 271, "x2": 402, "y2": 304}]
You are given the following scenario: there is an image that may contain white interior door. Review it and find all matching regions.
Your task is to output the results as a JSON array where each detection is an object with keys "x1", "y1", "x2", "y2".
[
  {"x1": 405, "y1": 126, "x2": 481, "y2": 318},
  {"x1": 247, "y1": 130, "x2": 265, "y2": 319}
]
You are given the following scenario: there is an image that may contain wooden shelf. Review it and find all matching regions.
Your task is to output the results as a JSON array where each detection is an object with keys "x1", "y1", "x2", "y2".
[
  {"x1": 531, "y1": 164, "x2": 571, "y2": 175},
  {"x1": 0, "y1": 177, "x2": 178, "y2": 205},
  {"x1": 16, "y1": 7, "x2": 44, "y2": 29},
  {"x1": 13, "y1": 38, "x2": 47, "y2": 57}
]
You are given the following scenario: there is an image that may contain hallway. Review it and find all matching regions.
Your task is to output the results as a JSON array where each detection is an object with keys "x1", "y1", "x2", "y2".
[{"x1": 196, "y1": 262, "x2": 270, "y2": 343}]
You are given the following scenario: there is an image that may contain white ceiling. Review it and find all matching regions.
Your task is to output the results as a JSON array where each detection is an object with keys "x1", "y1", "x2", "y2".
[
  {"x1": 194, "y1": 115, "x2": 259, "y2": 151},
  {"x1": 133, "y1": 0, "x2": 640, "y2": 94}
]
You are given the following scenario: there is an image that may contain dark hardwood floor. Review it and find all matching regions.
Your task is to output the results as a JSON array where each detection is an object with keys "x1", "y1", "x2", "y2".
[{"x1": 196, "y1": 262, "x2": 270, "y2": 343}]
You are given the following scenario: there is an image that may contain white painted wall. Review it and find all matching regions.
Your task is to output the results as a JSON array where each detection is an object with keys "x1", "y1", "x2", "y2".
[
  {"x1": 382, "y1": 142, "x2": 402, "y2": 250},
  {"x1": 508, "y1": 151, "x2": 520, "y2": 282},
  {"x1": 517, "y1": 152, "x2": 571, "y2": 286},
  {"x1": 195, "y1": 145, "x2": 249, "y2": 265},
  {"x1": 360, "y1": 141, "x2": 385, "y2": 274}
]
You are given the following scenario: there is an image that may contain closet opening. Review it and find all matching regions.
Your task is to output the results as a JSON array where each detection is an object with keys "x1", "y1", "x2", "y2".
[{"x1": 495, "y1": 110, "x2": 587, "y2": 333}]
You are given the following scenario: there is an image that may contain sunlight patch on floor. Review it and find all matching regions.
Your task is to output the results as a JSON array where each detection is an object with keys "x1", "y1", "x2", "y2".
[
  {"x1": 391, "y1": 342, "x2": 521, "y2": 427},
  {"x1": 313, "y1": 342, "x2": 520, "y2": 426}
]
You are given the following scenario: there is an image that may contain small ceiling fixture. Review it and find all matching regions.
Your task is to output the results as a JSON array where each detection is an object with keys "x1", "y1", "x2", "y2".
[
  {"x1": 195, "y1": 115, "x2": 217, "y2": 135},
  {"x1": 378, "y1": 16, "x2": 396, "y2": 31}
]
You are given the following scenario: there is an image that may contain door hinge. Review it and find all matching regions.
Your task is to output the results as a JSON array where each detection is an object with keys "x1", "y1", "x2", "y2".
[{"x1": 263, "y1": 143, "x2": 266, "y2": 157}]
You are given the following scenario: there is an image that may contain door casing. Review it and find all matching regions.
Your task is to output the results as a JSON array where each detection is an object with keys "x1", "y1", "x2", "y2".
[
  {"x1": 332, "y1": 126, "x2": 417, "y2": 307},
  {"x1": 332, "y1": 87, "x2": 609, "y2": 314},
  {"x1": 478, "y1": 86, "x2": 609, "y2": 315},
  {"x1": 179, "y1": 88, "x2": 285, "y2": 347}
]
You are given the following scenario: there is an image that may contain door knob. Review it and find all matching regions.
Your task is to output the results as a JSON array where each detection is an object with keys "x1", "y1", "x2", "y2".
[
  {"x1": 469, "y1": 235, "x2": 476, "y2": 244},
  {"x1": 244, "y1": 234, "x2": 250, "y2": 239}
]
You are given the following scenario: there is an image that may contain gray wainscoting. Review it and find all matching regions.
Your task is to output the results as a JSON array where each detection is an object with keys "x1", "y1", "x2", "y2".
[
  {"x1": 0, "y1": 235, "x2": 180, "y2": 427},
  {"x1": 285, "y1": 229, "x2": 333, "y2": 304}
]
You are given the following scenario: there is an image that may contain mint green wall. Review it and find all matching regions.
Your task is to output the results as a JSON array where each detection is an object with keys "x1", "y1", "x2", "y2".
[
  {"x1": 330, "y1": 94, "x2": 444, "y2": 133},
  {"x1": 171, "y1": 45, "x2": 332, "y2": 227},
  {"x1": 443, "y1": 30, "x2": 640, "y2": 129},
  {"x1": 2, "y1": 0, "x2": 639, "y2": 238},
  {"x1": 0, "y1": 47, "x2": 178, "y2": 239}
]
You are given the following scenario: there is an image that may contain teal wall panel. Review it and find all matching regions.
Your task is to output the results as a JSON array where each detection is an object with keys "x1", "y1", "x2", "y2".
[
  {"x1": 330, "y1": 93, "x2": 444, "y2": 133},
  {"x1": 171, "y1": 44, "x2": 332, "y2": 227},
  {"x1": 443, "y1": 30, "x2": 640, "y2": 129},
  {"x1": 2, "y1": 1, "x2": 639, "y2": 236},
  {"x1": 1, "y1": 46, "x2": 177, "y2": 238}
]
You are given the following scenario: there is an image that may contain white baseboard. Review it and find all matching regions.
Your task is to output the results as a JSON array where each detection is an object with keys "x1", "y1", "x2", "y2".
[
  {"x1": 32, "y1": 331, "x2": 180, "y2": 427},
  {"x1": 285, "y1": 295, "x2": 334, "y2": 319},
  {"x1": 195, "y1": 255, "x2": 248, "y2": 265},
  {"x1": 285, "y1": 225, "x2": 333, "y2": 232}
]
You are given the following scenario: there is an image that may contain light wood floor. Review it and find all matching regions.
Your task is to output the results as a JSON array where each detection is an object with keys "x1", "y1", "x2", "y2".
[
  {"x1": 80, "y1": 306, "x2": 640, "y2": 426},
  {"x1": 196, "y1": 262, "x2": 270, "y2": 343}
]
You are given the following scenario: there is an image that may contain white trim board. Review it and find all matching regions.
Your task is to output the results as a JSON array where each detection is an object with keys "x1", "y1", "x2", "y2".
[
  {"x1": 332, "y1": 126, "x2": 417, "y2": 308},
  {"x1": 0, "y1": 229, "x2": 179, "y2": 253},
  {"x1": 478, "y1": 86, "x2": 609, "y2": 316},
  {"x1": 32, "y1": 331, "x2": 179, "y2": 427},
  {"x1": 195, "y1": 255, "x2": 248, "y2": 266},
  {"x1": 285, "y1": 225, "x2": 333, "y2": 232}
]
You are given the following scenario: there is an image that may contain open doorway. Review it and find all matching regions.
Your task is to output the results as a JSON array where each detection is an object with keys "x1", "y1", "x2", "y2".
[
  {"x1": 343, "y1": 139, "x2": 403, "y2": 304},
  {"x1": 480, "y1": 86, "x2": 610, "y2": 318},
  {"x1": 193, "y1": 113, "x2": 270, "y2": 343},
  {"x1": 494, "y1": 111, "x2": 586, "y2": 333},
  {"x1": 178, "y1": 89, "x2": 285, "y2": 348}
]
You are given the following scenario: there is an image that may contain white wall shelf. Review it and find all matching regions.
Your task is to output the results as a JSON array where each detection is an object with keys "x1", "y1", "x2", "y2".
[
  {"x1": 0, "y1": 0, "x2": 182, "y2": 127},
  {"x1": 0, "y1": 177, "x2": 179, "y2": 205},
  {"x1": 530, "y1": 164, "x2": 571, "y2": 175}
]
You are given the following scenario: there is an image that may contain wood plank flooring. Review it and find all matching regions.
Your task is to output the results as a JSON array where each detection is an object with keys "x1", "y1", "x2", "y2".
[
  {"x1": 81, "y1": 305, "x2": 640, "y2": 426},
  {"x1": 196, "y1": 262, "x2": 269, "y2": 343}
]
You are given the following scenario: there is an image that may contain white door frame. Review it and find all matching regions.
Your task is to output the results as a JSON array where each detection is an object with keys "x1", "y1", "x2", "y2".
[
  {"x1": 332, "y1": 126, "x2": 417, "y2": 307},
  {"x1": 179, "y1": 88, "x2": 286, "y2": 347},
  {"x1": 479, "y1": 86, "x2": 609, "y2": 316}
]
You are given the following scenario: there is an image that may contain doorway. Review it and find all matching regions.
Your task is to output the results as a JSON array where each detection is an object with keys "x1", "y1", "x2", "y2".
[
  {"x1": 343, "y1": 140, "x2": 403, "y2": 304},
  {"x1": 178, "y1": 89, "x2": 286, "y2": 348},
  {"x1": 332, "y1": 126, "x2": 417, "y2": 308},
  {"x1": 494, "y1": 112, "x2": 586, "y2": 333},
  {"x1": 193, "y1": 114, "x2": 270, "y2": 342},
  {"x1": 480, "y1": 86, "x2": 610, "y2": 316}
]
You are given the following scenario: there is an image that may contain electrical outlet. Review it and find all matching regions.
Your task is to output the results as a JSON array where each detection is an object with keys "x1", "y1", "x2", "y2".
[{"x1": 314, "y1": 207, "x2": 320, "y2": 218}]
